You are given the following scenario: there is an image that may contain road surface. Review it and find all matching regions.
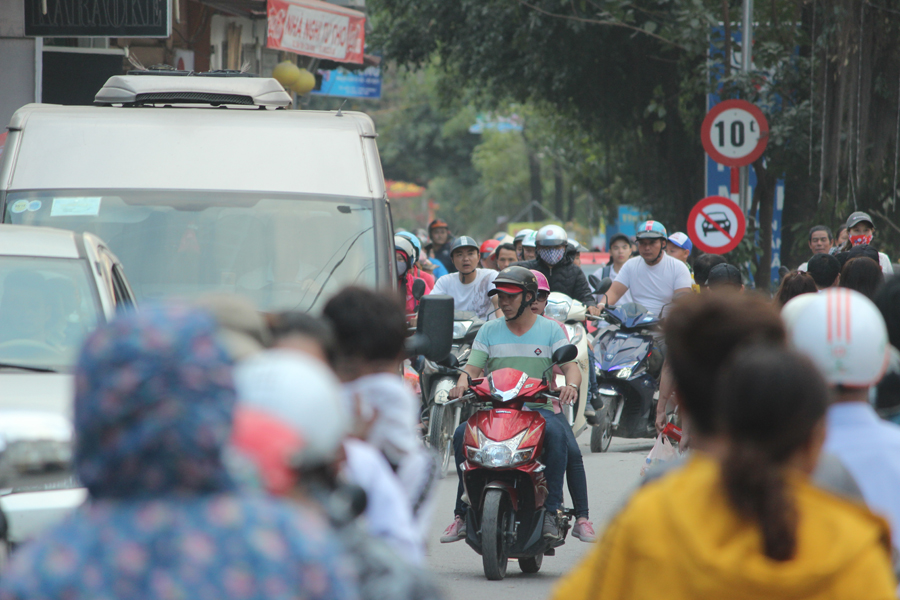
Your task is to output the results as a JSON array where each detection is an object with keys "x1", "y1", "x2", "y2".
[{"x1": 425, "y1": 436, "x2": 654, "y2": 599}]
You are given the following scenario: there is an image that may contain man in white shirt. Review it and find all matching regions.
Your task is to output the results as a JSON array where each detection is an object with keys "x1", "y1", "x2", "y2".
[
  {"x1": 599, "y1": 220, "x2": 694, "y2": 434},
  {"x1": 431, "y1": 236, "x2": 501, "y2": 321},
  {"x1": 600, "y1": 221, "x2": 693, "y2": 318},
  {"x1": 787, "y1": 288, "x2": 900, "y2": 586}
]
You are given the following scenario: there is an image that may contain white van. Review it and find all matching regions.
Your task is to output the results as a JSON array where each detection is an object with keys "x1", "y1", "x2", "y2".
[{"x1": 0, "y1": 72, "x2": 395, "y2": 313}]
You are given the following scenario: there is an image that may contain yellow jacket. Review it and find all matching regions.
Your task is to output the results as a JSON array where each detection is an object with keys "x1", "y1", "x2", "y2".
[{"x1": 554, "y1": 454, "x2": 897, "y2": 600}]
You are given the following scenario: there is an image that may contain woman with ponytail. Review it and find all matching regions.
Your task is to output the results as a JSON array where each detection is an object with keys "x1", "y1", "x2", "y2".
[{"x1": 553, "y1": 345, "x2": 897, "y2": 600}]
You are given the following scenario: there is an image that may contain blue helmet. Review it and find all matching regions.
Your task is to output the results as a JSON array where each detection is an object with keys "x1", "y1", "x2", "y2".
[
  {"x1": 396, "y1": 231, "x2": 422, "y2": 263},
  {"x1": 635, "y1": 220, "x2": 668, "y2": 240}
]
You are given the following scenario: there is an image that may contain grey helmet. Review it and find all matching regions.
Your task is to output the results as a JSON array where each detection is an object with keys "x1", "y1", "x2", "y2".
[
  {"x1": 513, "y1": 228, "x2": 535, "y2": 244},
  {"x1": 535, "y1": 224, "x2": 568, "y2": 247},
  {"x1": 449, "y1": 236, "x2": 480, "y2": 256}
]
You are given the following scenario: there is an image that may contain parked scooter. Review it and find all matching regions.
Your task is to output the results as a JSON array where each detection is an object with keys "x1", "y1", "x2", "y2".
[
  {"x1": 542, "y1": 292, "x2": 594, "y2": 438},
  {"x1": 456, "y1": 344, "x2": 579, "y2": 580},
  {"x1": 591, "y1": 303, "x2": 663, "y2": 449},
  {"x1": 420, "y1": 311, "x2": 483, "y2": 474}
]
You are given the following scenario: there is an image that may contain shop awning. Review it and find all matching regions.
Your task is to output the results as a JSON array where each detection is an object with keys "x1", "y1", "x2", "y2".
[{"x1": 266, "y1": 0, "x2": 365, "y2": 64}]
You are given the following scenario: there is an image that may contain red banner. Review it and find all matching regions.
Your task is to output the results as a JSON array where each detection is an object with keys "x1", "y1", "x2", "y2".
[{"x1": 267, "y1": 0, "x2": 365, "y2": 65}]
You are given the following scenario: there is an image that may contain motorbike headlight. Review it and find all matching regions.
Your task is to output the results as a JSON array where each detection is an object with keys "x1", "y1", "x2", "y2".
[
  {"x1": 563, "y1": 324, "x2": 583, "y2": 345},
  {"x1": 453, "y1": 321, "x2": 473, "y2": 340},
  {"x1": 616, "y1": 367, "x2": 633, "y2": 379},
  {"x1": 466, "y1": 428, "x2": 532, "y2": 467},
  {"x1": 544, "y1": 301, "x2": 571, "y2": 322}
]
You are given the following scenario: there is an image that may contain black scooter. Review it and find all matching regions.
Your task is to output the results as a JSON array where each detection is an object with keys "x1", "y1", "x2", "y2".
[{"x1": 591, "y1": 302, "x2": 663, "y2": 441}]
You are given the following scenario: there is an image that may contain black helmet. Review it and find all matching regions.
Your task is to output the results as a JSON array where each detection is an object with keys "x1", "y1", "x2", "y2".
[
  {"x1": 450, "y1": 236, "x2": 480, "y2": 257},
  {"x1": 488, "y1": 266, "x2": 539, "y2": 298}
]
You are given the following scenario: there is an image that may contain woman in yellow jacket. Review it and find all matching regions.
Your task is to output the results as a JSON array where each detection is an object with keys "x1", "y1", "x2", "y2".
[{"x1": 554, "y1": 346, "x2": 897, "y2": 600}]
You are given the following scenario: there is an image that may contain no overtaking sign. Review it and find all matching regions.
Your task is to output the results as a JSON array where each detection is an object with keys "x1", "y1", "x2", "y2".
[{"x1": 688, "y1": 196, "x2": 746, "y2": 255}]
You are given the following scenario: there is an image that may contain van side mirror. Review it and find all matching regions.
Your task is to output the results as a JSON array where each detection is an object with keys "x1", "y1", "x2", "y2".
[
  {"x1": 552, "y1": 344, "x2": 578, "y2": 365},
  {"x1": 405, "y1": 295, "x2": 453, "y2": 361},
  {"x1": 595, "y1": 277, "x2": 613, "y2": 296},
  {"x1": 411, "y1": 278, "x2": 426, "y2": 301}
]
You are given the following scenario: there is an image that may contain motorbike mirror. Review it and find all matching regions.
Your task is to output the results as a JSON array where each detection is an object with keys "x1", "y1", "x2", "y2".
[
  {"x1": 405, "y1": 294, "x2": 454, "y2": 361},
  {"x1": 588, "y1": 273, "x2": 601, "y2": 291},
  {"x1": 411, "y1": 278, "x2": 426, "y2": 301},
  {"x1": 552, "y1": 344, "x2": 578, "y2": 365},
  {"x1": 595, "y1": 277, "x2": 613, "y2": 296}
]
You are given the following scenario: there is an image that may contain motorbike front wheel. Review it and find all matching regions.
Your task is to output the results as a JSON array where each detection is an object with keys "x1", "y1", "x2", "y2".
[
  {"x1": 481, "y1": 489, "x2": 510, "y2": 580},
  {"x1": 428, "y1": 403, "x2": 457, "y2": 475}
]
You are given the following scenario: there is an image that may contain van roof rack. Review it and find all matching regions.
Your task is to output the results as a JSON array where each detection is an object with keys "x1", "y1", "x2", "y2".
[{"x1": 95, "y1": 74, "x2": 291, "y2": 108}]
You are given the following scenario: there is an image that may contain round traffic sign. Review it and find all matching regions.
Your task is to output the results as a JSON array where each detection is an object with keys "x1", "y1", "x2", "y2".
[
  {"x1": 687, "y1": 195, "x2": 746, "y2": 255},
  {"x1": 701, "y1": 100, "x2": 769, "y2": 167}
]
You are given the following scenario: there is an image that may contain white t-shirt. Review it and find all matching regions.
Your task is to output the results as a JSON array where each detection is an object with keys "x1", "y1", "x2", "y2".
[
  {"x1": 606, "y1": 264, "x2": 634, "y2": 306},
  {"x1": 613, "y1": 254, "x2": 693, "y2": 317},
  {"x1": 431, "y1": 269, "x2": 498, "y2": 320},
  {"x1": 342, "y1": 373, "x2": 420, "y2": 467}
]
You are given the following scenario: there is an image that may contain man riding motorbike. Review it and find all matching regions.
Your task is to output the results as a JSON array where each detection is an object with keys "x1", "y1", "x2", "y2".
[
  {"x1": 513, "y1": 229, "x2": 535, "y2": 261},
  {"x1": 440, "y1": 267, "x2": 581, "y2": 543},
  {"x1": 597, "y1": 220, "x2": 693, "y2": 434},
  {"x1": 427, "y1": 219, "x2": 456, "y2": 274},
  {"x1": 516, "y1": 225, "x2": 601, "y2": 317},
  {"x1": 431, "y1": 236, "x2": 502, "y2": 321}
]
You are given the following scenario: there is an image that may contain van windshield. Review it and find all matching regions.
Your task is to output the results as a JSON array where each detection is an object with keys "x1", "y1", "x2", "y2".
[{"x1": 4, "y1": 191, "x2": 377, "y2": 312}]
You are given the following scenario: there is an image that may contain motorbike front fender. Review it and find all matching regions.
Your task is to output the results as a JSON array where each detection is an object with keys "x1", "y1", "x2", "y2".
[
  {"x1": 432, "y1": 376, "x2": 457, "y2": 405},
  {"x1": 482, "y1": 480, "x2": 519, "y2": 512}
]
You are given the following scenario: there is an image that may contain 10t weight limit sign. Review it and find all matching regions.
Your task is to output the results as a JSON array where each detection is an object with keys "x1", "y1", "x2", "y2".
[{"x1": 701, "y1": 100, "x2": 769, "y2": 168}]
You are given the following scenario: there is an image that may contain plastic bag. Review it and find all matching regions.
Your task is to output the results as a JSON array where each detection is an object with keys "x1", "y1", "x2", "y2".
[{"x1": 640, "y1": 433, "x2": 678, "y2": 477}]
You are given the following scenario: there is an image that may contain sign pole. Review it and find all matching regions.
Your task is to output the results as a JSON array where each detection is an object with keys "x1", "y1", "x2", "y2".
[{"x1": 739, "y1": 0, "x2": 754, "y2": 214}]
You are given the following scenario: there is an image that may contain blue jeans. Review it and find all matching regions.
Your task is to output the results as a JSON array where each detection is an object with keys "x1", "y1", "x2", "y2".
[
  {"x1": 555, "y1": 412, "x2": 589, "y2": 519},
  {"x1": 453, "y1": 408, "x2": 566, "y2": 518}
]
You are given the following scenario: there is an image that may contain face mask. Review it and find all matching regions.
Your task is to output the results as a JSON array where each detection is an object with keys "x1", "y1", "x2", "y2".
[
  {"x1": 850, "y1": 233, "x2": 873, "y2": 246},
  {"x1": 397, "y1": 259, "x2": 409, "y2": 276},
  {"x1": 538, "y1": 247, "x2": 566, "y2": 266}
]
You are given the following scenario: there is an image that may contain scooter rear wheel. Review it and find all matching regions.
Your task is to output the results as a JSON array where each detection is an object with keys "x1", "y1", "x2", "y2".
[
  {"x1": 428, "y1": 403, "x2": 457, "y2": 475},
  {"x1": 518, "y1": 553, "x2": 543, "y2": 573},
  {"x1": 481, "y1": 489, "x2": 509, "y2": 580}
]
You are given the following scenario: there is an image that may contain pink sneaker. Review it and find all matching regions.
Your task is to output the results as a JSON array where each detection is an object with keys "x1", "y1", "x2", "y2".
[
  {"x1": 572, "y1": 520, "x2": 596, "y2": 542},
  {"x1": 440, "y1": 516, "x2": 466, "y2": 543}
]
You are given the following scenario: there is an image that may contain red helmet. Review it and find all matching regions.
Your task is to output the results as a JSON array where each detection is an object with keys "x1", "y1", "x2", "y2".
[{"x1": 480, "y1": 239, "x2": 500, "y2": 258}]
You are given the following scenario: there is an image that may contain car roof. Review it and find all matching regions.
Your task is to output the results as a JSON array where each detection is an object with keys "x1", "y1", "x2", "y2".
[{"x1": 0, "y1": 224, "x2": 81, "y2": 259}]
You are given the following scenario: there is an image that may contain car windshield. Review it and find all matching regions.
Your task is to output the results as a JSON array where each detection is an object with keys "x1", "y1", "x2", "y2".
[
  {"x1": 0, "y1": 257, "x2": 102, "y2": 371},
  {"x1": 5, "y1": 190, "x2": 377, "y2": 312}
]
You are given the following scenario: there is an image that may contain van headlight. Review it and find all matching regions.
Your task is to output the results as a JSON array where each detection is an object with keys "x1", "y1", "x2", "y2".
[
  {"x1": 465, "y1": 429, "x2": 532, "y2": 468},
  {"x1": 453, "y1": 321, "x2": 473, "y2": 340}
]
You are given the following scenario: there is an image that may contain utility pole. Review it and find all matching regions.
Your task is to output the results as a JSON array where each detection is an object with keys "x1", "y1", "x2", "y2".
[{"x1": 739, "y1": 0, "x2": 753, "y2": 214}]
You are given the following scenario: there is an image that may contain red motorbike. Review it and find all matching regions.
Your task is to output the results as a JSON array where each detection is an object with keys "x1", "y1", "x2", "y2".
[{"x1": 456, "y1": 344, "x2": 578, "y2": 580}]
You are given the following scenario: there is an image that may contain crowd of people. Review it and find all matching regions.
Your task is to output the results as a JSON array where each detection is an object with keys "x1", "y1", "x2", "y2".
[{"x1": 2, "y1": 208, "x2": 899, "y2": 598}]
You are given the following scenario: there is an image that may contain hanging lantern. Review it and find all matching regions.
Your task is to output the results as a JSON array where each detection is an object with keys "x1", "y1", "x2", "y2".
[
  {"x1": 290, "y1": 68, "x2": 316, "y2": 96},
  {"x1": 272, "y1": 60, "x2": 301, "y2": 89}
]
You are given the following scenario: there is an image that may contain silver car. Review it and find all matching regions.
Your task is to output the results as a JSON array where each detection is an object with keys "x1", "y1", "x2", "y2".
[{"x1": 0, "y1": 224, "x2": 135, "y2": 554}]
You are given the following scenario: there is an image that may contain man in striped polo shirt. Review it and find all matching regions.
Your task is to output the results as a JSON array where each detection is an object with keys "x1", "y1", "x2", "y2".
[{"x1": 440, "y1": 267, "x2": 581, "y2": 543}]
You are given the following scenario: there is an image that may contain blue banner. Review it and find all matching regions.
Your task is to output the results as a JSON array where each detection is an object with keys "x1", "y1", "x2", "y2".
[{"x1": 312, "y1": 66, "x2": 382, "y2": 99}]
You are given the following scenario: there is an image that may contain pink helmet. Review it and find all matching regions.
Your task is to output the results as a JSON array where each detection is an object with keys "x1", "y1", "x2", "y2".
[{"x1": 530, "y1": 269, "x2": 550, "y2": 293}]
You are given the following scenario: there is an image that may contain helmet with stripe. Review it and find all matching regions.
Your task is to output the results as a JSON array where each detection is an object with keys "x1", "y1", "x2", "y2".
[
  {"x1": 786, "y1": 288, "x2": 889, "y2": 387},
  {"x1": 635, "y1": 220, "x2": 668, "y2": 240}
]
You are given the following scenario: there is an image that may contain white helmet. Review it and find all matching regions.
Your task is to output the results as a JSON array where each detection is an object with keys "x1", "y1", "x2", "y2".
[
  {"x1": 535, "y1": 224, "x2": 568, "y2": 247},
  {"x1": 786, "y1": 288, "x2": 890, "y2": 387},
  {"x1": 780, "y1": 292, "x2": 818, "y2": 330},
  {"x1": 234, "y1": 349, "x2": 349, "y2": 466},
  {"x1": 514, "y1": 228, "x2": 535, "y2": 244},
  {"x1": 523, "y1": 230, "x2": 538, "y2": 248}
]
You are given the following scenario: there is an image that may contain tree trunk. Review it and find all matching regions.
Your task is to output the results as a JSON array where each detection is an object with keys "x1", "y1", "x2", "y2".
[
  {"x1": 528, "y1": 148, "x2": 543, "y2": 219},
  {"x1": 567, "y1": 184, "x2": 576, "y2": 222},
  {"x1": 554, "y1": 160, "x2": 564, "y2": 220},
  {"x1": 752, "y1": 157, "x2": 776, "y2": 292}
]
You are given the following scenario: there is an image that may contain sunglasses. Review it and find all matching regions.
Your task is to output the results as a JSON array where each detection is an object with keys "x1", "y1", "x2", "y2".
[{"x1": 536, "y1": 291, "x2": 550, "y2": 301}]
